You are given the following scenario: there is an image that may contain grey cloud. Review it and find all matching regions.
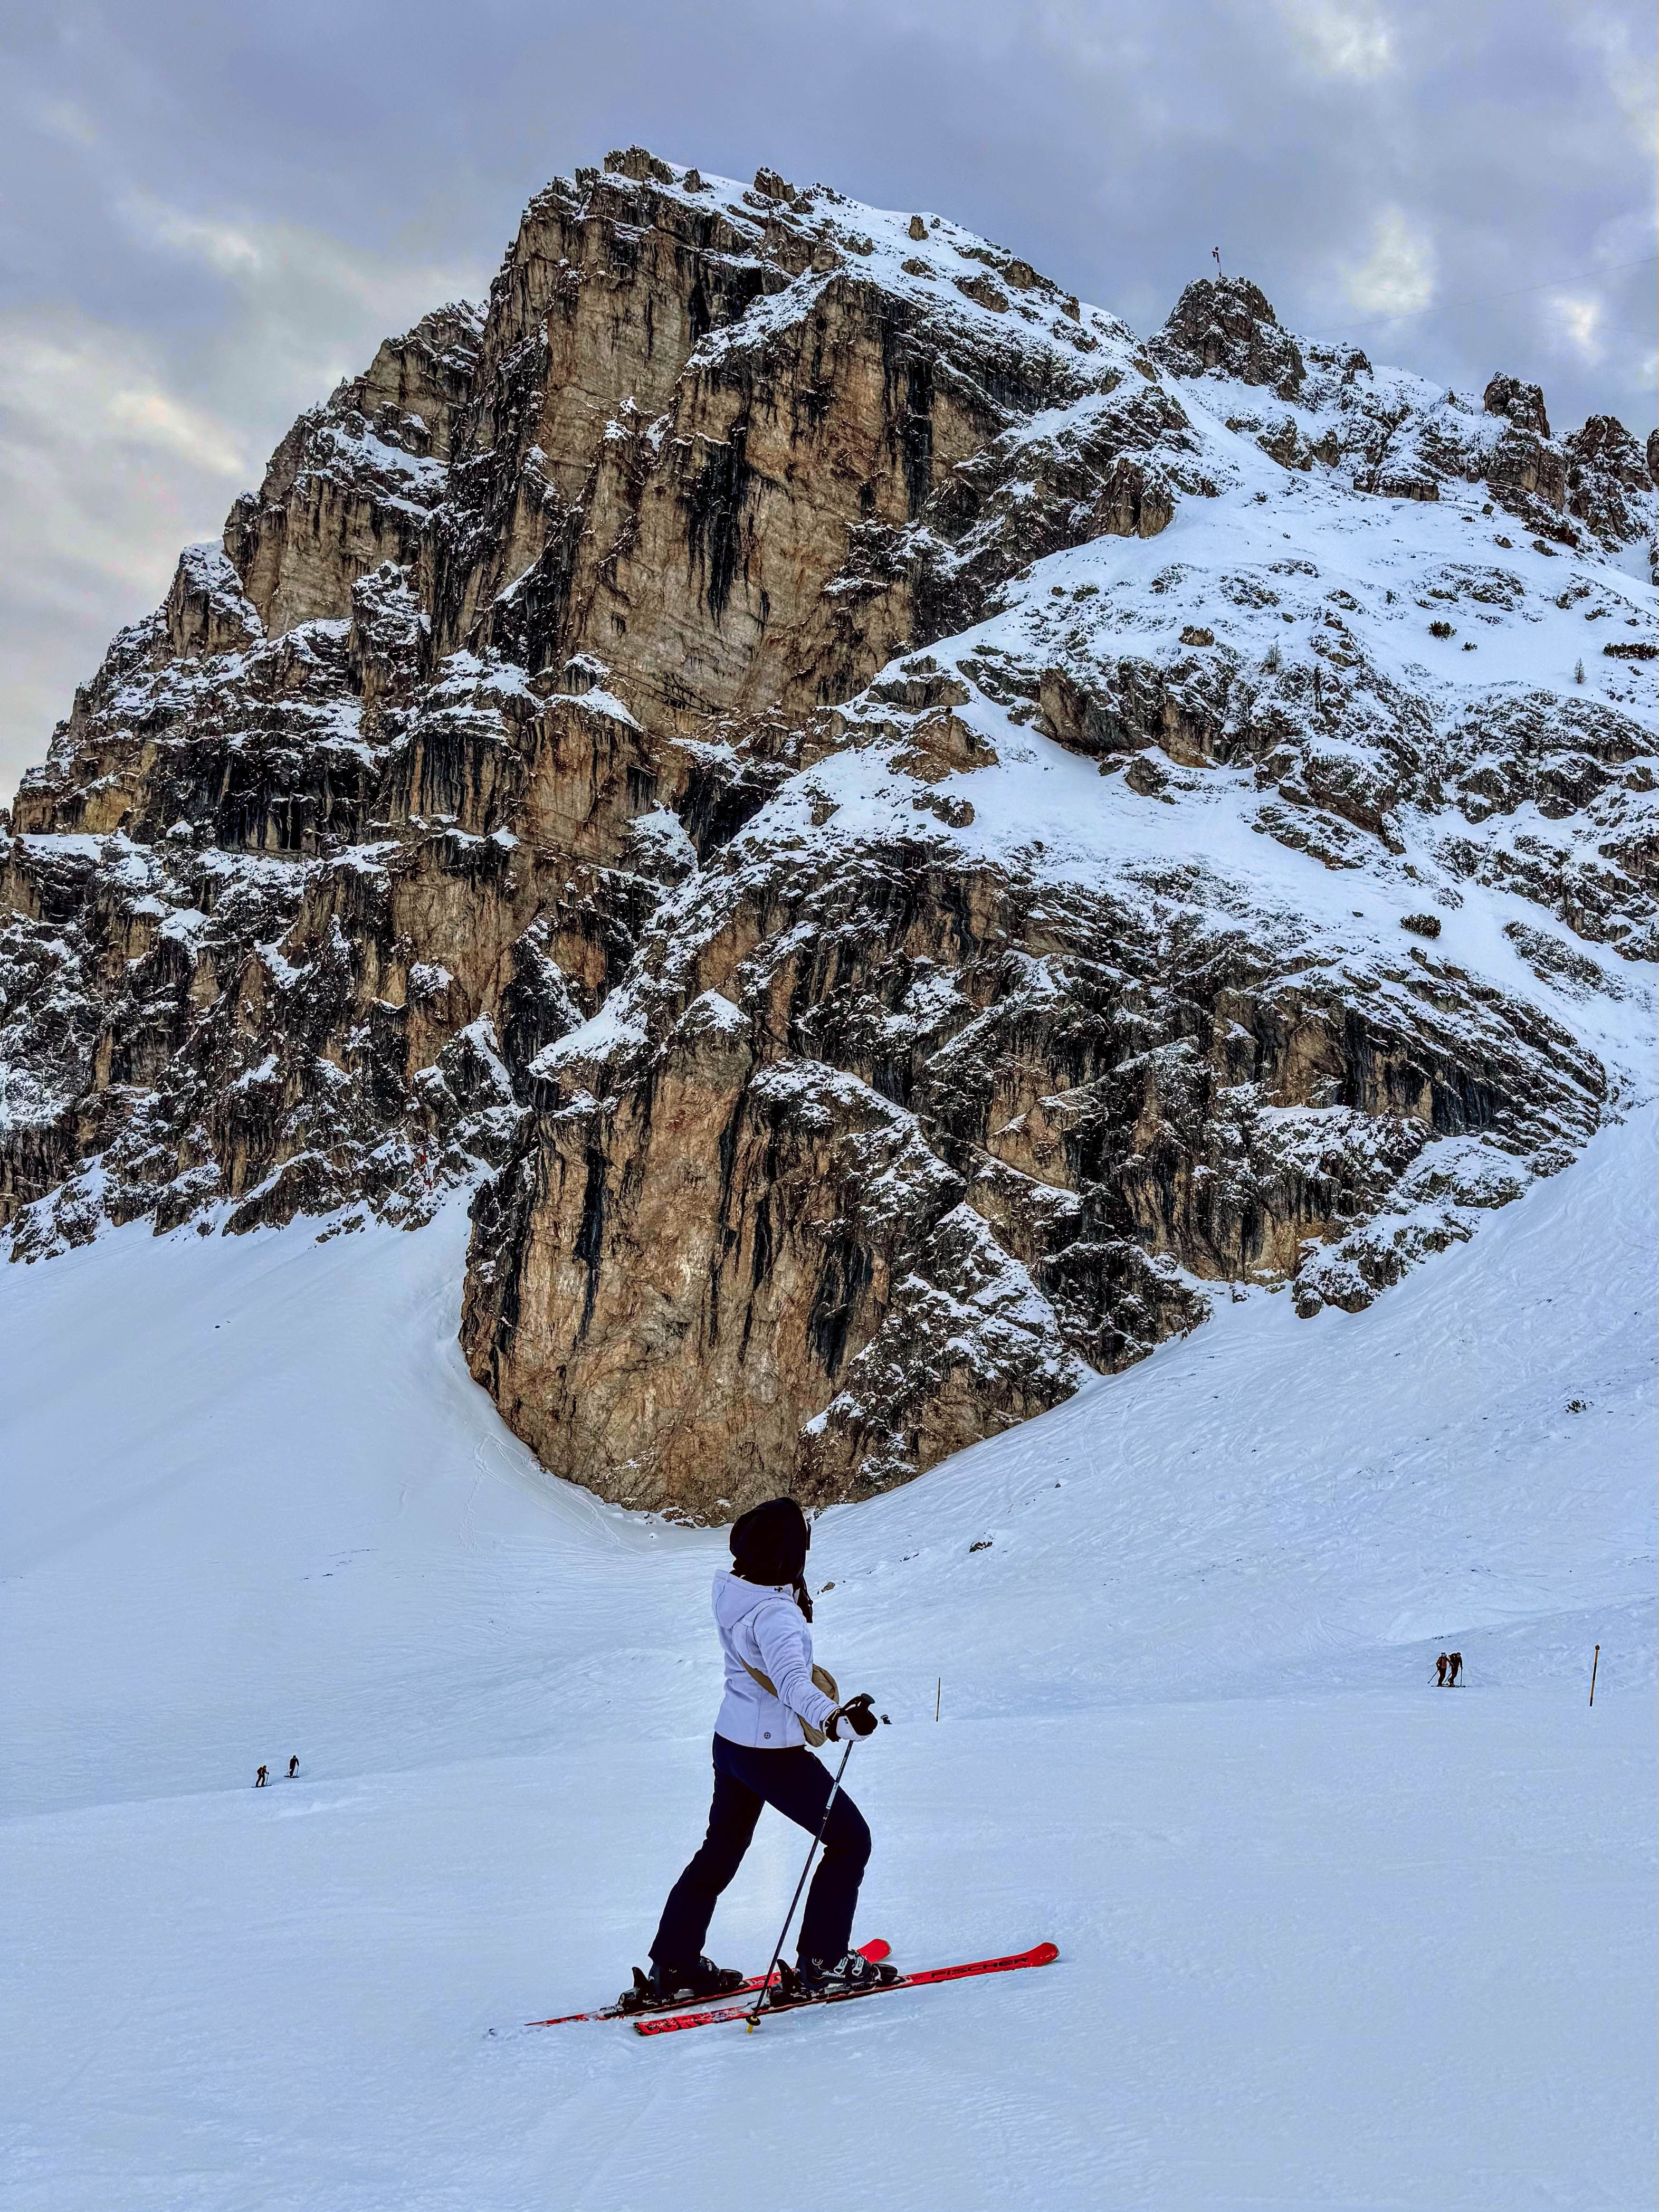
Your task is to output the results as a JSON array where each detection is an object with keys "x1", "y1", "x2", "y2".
[{"x1": 2, "y1": 0, "x2": 1653, "y2": 796}]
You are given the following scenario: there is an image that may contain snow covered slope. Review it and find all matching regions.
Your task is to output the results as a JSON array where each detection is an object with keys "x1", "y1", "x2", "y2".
[{"x1": 2, "y1": 1085, "x2": 1653, "y2": 2208}]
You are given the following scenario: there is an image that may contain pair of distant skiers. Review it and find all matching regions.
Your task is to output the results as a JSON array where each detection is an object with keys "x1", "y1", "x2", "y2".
[
  {"x1": 254, "y1": 1756, "x2": 300, "y2": 1786},
  {"x1": 1435, "y1": 1652, "x2": 1463, "y2": 1687},
  {"x1": 625, "y1": 1496, "x2": 899, "y2": 2011}
]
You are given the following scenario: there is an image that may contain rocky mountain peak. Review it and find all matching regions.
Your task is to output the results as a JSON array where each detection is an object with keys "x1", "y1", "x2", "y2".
[
  {"x1": 1150, "y1": 275, "x2": 1307, "y2": 400},
  {"x1": 1483, "y1": 371, "x2": 1550, "y2": 438},
  {"x1": 3, "y1": 155, "x2": 1654, "y2": 1521}
]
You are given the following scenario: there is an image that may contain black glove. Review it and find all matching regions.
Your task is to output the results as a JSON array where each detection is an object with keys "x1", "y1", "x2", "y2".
[{"x1": 826, "y1": 1692, "x2": 878, "y2": 1740}]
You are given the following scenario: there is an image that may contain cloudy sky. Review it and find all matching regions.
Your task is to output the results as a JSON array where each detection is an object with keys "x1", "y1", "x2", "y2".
[{"x1": 2, "y1": 0, "x2": 1653, "y2": 798}]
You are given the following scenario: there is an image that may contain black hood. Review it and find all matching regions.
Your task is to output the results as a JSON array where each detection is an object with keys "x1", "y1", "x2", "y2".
[{"x1": 729, "y1": 1497, "x2": 810, "y2": 1587}]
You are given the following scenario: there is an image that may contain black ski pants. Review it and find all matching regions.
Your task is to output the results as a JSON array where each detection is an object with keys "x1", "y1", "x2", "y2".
[{"x1": 651, "y1": 1733, "x2": 871, "y2": 1971}]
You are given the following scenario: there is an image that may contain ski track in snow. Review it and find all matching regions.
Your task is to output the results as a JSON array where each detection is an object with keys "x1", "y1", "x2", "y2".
[{"x1": 1, "y1": 1100, "x2": 1654, "y2": 2208}]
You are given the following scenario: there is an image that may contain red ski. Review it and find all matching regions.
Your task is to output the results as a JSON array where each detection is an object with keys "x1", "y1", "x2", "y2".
[
  {"x1": 507, "y1": 1939, "x2": 891, "y2": 2030},
  {"x1": 634, "y1": 1941, "x2": 1059, "y2": 2035}
]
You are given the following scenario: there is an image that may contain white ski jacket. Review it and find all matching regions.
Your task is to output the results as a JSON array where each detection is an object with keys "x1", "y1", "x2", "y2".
[{"x1": 711, "y1": 1570, "x2": 838, "y2": 1749}]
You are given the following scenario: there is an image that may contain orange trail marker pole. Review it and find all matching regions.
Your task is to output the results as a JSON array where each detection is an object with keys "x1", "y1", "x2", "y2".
[{"x1": 1589, "y1": 1645, "x2": 1600, "y2": 1706}]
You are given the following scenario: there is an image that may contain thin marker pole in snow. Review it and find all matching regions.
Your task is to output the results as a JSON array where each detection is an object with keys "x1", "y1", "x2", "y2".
[
  {"x1": 936, "y1": 1677, "x2": 941, "y2": 1723},
  {"x1": 747, "y1": 1739, "x2": 856, "y2": 2033},
  {"x1": 1589, "y1": 1645, "x2": 1600, "y2": 1706}
]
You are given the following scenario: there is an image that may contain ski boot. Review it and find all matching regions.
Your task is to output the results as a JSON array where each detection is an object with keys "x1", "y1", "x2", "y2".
[
  {"x1": 788, "y1": 1948, "x2": 901, "y2": 2000},
  {"x1": 618, "y1": 1954, "x2": 745, "y2": 2014}
]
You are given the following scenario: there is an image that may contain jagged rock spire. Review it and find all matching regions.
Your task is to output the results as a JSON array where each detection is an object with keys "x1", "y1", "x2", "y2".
[{"x1": 1149, "y1": 275, "x2": 1307, "y2": 399}]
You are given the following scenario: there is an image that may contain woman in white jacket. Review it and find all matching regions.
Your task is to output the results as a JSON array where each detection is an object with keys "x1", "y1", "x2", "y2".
[{"x1": 639, "y1": 1498, "x2": 893, "y2": 2006}]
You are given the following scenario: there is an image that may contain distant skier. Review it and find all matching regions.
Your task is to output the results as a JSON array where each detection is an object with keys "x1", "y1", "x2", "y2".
[
  {"x1": 1447, "y1": 1651, "x2": 1463, "y2": 1687},
  {"x1": 287, "y1": 1755, "x2": 299, "y2": 1779},
  {"x1": 1435, "y1": 1653, "x2": 1448, "y2": 1687},
  {"x1": 631, "y1": 1497, "x2": 894, "y2": 2009},
  {"x1": 254, "y1": 1765, "x2": 268, "y2": 1788}
]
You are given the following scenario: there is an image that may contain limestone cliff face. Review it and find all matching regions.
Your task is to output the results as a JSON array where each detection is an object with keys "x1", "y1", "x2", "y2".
[{"x1": 3, "y1": 152, "x2": 1654, "y2": 1519}]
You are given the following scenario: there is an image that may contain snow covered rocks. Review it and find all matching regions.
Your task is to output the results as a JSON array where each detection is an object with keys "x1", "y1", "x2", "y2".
[{"x1": 2, "y1": 153, "x2": 1654, "y2": 1516}]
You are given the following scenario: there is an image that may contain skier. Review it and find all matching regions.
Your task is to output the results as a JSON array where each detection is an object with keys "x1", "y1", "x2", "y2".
[
  {"x1": 254, "y1": 1765, "x2": 268, "y2": 1788},
  {"x1": 1447, "y1": 1651, "x2": 1463, "y2": 1687},
  {"x1": 634, "y1": 1497, "x2": 895, "y2": 2009},
  {"x1": 1435, "y1": 1653, "x2": 1448, "y2": 1687},
  {"x1": 287, "y1": 1755, "x2": 299, "y2": 1778}
]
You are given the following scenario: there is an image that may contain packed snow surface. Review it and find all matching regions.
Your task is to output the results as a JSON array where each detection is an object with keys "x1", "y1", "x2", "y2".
[{"x1": 2, "y1": 1101, "x2": 1654, "y2": 2208}]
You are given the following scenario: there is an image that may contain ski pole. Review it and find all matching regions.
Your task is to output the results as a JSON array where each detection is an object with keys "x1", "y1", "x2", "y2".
[{"x1": 747, "y1": 1738, "x2": 855, "y2": 2032}]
